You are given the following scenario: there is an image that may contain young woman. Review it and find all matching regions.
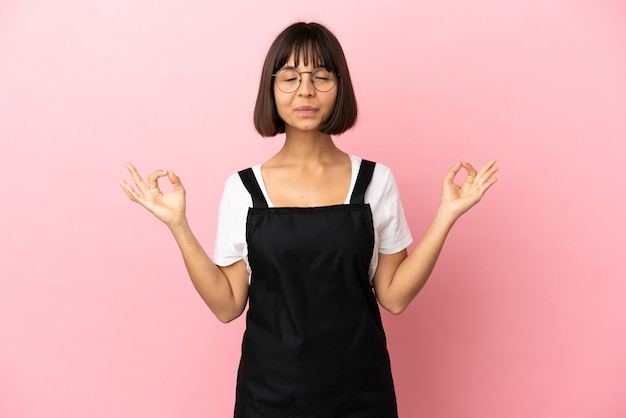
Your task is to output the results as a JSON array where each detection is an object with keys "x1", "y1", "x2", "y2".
[{"x1": 121, "y1": 22, "x2": 497, "y2": 418}]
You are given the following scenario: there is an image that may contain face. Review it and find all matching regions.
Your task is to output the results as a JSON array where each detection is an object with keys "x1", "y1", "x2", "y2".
[{"x1": 273, "y1": 53, "x2": 338, "y2": 134}]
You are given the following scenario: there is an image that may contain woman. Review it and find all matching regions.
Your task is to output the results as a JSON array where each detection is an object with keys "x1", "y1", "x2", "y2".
[{"x1": 121, "y1": 22, "x2": 497, "y2": 418}]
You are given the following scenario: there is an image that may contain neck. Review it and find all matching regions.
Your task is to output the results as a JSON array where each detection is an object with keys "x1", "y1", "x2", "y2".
[{"x1": 276, "y1": 128, "x2": 343, "y2": 164}]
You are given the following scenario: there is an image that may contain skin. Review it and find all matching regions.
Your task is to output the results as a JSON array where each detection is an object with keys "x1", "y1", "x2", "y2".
[
  {"x1": 120, "y1": 54, "x2": 498, "y2": 321},
  {"x1": 262, "y1": 56, "x2": 351, "y2": 208}
]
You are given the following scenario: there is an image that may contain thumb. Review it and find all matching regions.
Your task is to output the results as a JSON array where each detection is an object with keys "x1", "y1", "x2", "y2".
[
  {"x1": 167, "y1": 170, "x2": 185, "y2": 192},
  {"x1": 443, "y1": 161, "x2": 463, "y2": 185}
]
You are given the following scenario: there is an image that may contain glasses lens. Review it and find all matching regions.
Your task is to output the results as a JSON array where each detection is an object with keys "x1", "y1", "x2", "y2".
[
  {"x1": 274, "y1": 69, "x2": 337, "y2": 93},
  {"x1": 275, "y1": 69, "x2": 300, "y2": 93},
  {"x1": 311, "y1": 69, "x2": 336, "y2": 92}
]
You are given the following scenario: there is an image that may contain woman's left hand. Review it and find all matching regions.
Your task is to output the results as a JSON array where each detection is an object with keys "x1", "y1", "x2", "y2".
[{"x1": 439, "y1": 159, "x2": 498, "y2": 220}]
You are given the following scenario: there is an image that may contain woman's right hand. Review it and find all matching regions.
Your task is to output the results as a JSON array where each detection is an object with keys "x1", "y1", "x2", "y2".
[{"x1": 120, "y1": 162, "x2": 187, "y2": 228}]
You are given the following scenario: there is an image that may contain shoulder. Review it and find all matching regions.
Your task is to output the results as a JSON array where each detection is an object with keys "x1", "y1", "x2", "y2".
[
  {"x1": 371, "y1": 160, "x2": 393, "y2": 184},
  {"x1": 349, "y1": 153, "x2": 393, "y2": 177},
  {"x1": 224, "y1": 162, "x2": 264, "y2": 190},
  {"x1": 223, "y1": 171, "x2": 246, "y2": 196},
  {"x1": 219, "y1": 168, "x2": 258, "y2": 209},
  {"x1": 349, "y1": 156, "x2": 396, "y2": 201}
]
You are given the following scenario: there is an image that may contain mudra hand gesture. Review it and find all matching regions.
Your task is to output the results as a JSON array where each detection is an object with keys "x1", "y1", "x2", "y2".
[
  {"x1": 440, "y1": 159, "x2": 498, "y2": 220},
  {"x1": 120, "y1": 163, "x2": 187, "y2": 228}
]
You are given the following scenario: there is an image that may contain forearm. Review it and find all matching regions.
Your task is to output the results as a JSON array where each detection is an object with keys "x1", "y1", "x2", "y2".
[
  {"x1": 379, "y1": 208, "x2": 457, "y2": 314},
  {"x1": 169, "y1": 219, "x2": 247, "y2": 322},
  {"x1": 375, "y1": 159, "x2": 497, "y2": 314}
]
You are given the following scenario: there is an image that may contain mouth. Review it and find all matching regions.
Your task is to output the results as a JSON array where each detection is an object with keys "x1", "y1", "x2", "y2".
[
  {"x1": 294, "y1": 105, "x2": 318, "y2": 117},
  {"x1": 294, "y1": 105, "x2": 318, "y2": 112}
]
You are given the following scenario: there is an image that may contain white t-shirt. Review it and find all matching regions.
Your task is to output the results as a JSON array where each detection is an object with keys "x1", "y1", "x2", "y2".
[{"x1": 212, "y1": 154, "x2": 413, "y2": 282}]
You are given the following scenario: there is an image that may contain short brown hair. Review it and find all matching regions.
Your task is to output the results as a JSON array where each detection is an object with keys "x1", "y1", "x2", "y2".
[{"x1": 253, "y1": 22, "x2": 358, "y2": 137}]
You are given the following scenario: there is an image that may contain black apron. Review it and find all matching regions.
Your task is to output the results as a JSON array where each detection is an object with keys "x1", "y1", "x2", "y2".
[{"x1": 235, "y1": 160, "x2": 398, "y2": 418}]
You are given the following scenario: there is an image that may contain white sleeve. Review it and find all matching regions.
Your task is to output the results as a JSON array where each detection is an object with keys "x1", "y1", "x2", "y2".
[
  {"x1": 368, "y1": 165, "x2": 413, "y2": 255},
  {"x1": 212, "y1": 173, "x2": 251, "y2": 268}
]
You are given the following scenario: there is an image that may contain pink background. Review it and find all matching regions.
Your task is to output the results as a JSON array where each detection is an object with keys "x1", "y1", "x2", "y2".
[{"x1": 1, "y1": 0, "x2": 625, "y2": 417}]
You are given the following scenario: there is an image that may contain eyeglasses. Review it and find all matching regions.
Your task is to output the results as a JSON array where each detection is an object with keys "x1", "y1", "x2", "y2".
[{"x1": 272, "y1": 68, "x2": 338, "y2": 93}]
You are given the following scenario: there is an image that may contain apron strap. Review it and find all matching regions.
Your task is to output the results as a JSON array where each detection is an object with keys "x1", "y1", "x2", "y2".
[
  {"x1": 238, "y1": 168, "x2": 268, "y2": 208},
  {"x1": 350, "y1": 159, "x2": 376, "y2": 204}
]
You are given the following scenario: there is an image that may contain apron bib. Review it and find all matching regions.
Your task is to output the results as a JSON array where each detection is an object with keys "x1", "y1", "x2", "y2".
[{"x1": 234, "y1": 160, "x2": 397, "y2": 418}]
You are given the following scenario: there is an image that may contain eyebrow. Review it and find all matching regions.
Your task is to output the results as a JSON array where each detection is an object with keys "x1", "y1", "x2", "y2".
[{"x1": 278, "y1": 65, "x2": 328, "y2": 71}]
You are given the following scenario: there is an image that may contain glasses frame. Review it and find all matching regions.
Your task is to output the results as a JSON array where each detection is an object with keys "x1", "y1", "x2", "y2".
[{"x1": 272, "y1": 68, "x2": 339, "y2": 94}]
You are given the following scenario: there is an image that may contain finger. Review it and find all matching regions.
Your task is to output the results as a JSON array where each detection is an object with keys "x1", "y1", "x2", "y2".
[
  {"x1": 147, "y1": 170, "x2": 168, "y2": 190},
  {"x1": 461, "y1": 162, "x2": 478, "y2": 184},
  {"x1": 476, "y1": 159, "x2": 499, "y2": 183},
  {"x1": 477, "y1": 158, "x2": 497, "y2": 175},
  {"x1": 119, "y1": 179, "x2": 142, "y2": 203},
  {"x1": 167, "y1": 170, "x2": 185, "y2": 192},
  {"x1": 477, "y1": 158, "x2": 498, "y2": 193},
  {"x1": 479, "y1": 176, "x2": 498, "y2": 194},
  {"x1": 125, "y1": 162, "x2": 149, "y2": 194},
  {"x1": 443, "y1": 161, "x2": 463, "y2": 184},
  {"x1": 484, "y1": 158, "x2": 497, "y2": 169}
]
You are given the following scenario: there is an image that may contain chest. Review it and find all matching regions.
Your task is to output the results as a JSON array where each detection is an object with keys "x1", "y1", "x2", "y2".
[{"x1": 261, "y1": 165, "x2": 352, "y2": 207}]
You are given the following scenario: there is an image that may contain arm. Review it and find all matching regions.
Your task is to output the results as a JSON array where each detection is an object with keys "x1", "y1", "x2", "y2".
[
  {"x1": 120, "y1": 163, "x2": 249, "y2": 323},
  {"x1": 373, "y1": 159, "x2": 498, "y2": 314}
]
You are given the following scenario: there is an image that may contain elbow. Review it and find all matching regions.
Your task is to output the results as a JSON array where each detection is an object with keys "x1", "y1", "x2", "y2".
[
  {"x1": 218, "y1": 316, "x2": 237, "y2": 324},
  {"x1": 380, "y1": 300, "x2": 409, "y2": 315},
  {"x1": 375, "y1": 290, "x2": 410, "y2": 315},
  {"x1": 216, "y1": 313, "x2": 236, "y2": 323},
  {"x1": 212, "y1": 306, "x2": 245, "y2": 324},
  {"x1": 385, "y1": 305, "x2": 407, "y2": 316},
  {"x1": 215, "y1": 311, "x2": 242, "y2": 324}
]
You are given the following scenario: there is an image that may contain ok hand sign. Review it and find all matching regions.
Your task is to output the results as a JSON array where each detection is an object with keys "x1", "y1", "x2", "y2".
[
  {"x1": 120, "y1": 163, "x2": 187, "y2": 228},
  {"x1": 439, "y1": 159, "x2": 498, "y2": 219}
]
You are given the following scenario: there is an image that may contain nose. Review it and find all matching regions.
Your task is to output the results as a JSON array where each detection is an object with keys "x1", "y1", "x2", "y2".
[{"x1": 296, "y1": 72, "x2": 315, "y2": 96}]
